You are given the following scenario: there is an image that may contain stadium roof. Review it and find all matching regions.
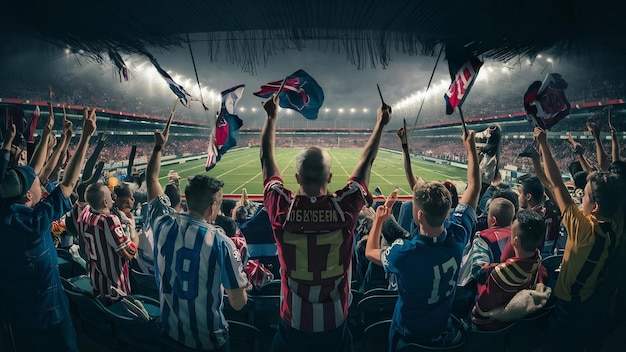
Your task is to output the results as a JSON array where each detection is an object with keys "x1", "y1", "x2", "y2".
[{"x1": 2, "y1": 0, "x2": 625, "y2": 73}]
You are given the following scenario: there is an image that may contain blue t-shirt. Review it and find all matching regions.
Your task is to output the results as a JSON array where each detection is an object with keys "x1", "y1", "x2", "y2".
[
  {"x1": 0, "y1": 186, "x2": 72, "y2": 328},
  {"x1": 382, "y1": 203, "x2": 476, "y2": 340}
]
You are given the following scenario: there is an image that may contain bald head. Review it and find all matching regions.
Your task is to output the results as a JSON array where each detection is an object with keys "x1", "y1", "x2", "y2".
[{"x1": 296, "y1": 147, "x2": 332, "y2": 187}]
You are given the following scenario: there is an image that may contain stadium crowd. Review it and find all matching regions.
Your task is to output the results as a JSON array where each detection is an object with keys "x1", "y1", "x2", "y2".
[{"x1": 2, "y1": 89, "x2": 626, "y2": 352}]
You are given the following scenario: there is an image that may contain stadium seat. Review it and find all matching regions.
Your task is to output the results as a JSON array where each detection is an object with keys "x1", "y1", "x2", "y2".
[
  {"x1": 362, "y1": 287, "x2": 399, "y2": 299},
  {"x1": 507, "y1": 305, "x2": 554, "y2": 352},
  {"x1": 248, "y1": 291, "x2": 281, "y2": 329},
  {"x1": 362, "y1": 319, "x2": 391, "y2": 352},
  {"x1": 130, "y1": 267, "x2": 159, "y2": 300},
  {"x1": 251, "y1": 278, "x2": 281, "y2": 295},
  {"x1": 227, "y1": 320, "x2": 262, "y2": 352},
  {"x1": 396, "y1": 315, "x2": 467, "y2": 351},
  {"x1": 541, "y1": 254, "x2": 564, "y2": 290},
  {"x1": 357, "y1": 294, "x2": 398, "y2": 326},
  {"x1": 465, "y1": 320, "x2": 517, "y2": 352},
  {"x1": 69, "y1": 274, "x2": 95, "y2": 295},
  {"x1": 56, "y1": 247, "x2": 87, "y2": 279},
  {"x1": 106, "y1": 296, "x2": 161, "y2": 352},
  {"x1": 61, "y1": 277, "x2": 118, "y2": 349},
  {"x1": 223, "y1": 294, "x2": 256, "y2": 324}
]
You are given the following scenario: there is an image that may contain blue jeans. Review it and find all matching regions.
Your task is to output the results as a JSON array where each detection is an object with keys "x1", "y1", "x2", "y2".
[{"x1": 272, "y1": 319, "x2": 353, "y2": 352}]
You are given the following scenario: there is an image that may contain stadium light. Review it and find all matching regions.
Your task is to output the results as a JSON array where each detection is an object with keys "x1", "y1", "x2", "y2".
[
  {"x1": 251, "y1": 107, "x2": 257, "y2": 112},
  {"x1": 537, "y1": 54, "x2": 542, "y2": 58},
  {"x1": 239, "y1": 107, "x2": 246, "y2": 112},
  {"x1": 324, "y1": 108, "x2": 330, "y2": 113},
  {"x1": 338, "y1": 108, "x2": 344, "y2": 113},
  {"x1": 363, "y1": 108, "x2": 368, "y2": 113},
  {"x1": 350, "y1": 108, "x2": 356, "y2": 113}
]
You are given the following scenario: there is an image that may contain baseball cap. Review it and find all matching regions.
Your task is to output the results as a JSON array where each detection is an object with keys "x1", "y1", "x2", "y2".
[{"x1": 0, "y1": 165, "x2": 37, "y2": 199}]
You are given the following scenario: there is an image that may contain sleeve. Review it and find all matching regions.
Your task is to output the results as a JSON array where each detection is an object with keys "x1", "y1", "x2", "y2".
[
  {"x1": 468, "y1": 237, "x2": 493, "y2": 284},
  {"x1": 263, "y1": 176, "x2": 292, "y2": 227},
  {"x1": 340, "y1": 177, "x2": 373, "y2": 214},
  {"x1": 475, "y1": 263, "x2": 509, "y2": 313},
  {"x1": 561, "y1": 202, "x2": 593, "y2": 246},
  {"x1": 0, "y1": 149, "x2": 10, "y2": 182},
  {"x1": 381, "y1": 238, "x2": 407, "y2": 275},
  {"x1": 32, "y1": 185, "x2": 72, "y2": 236},
  {"x1": 147, "y1": 194, "x2": 174, "y2": 230},
  {"x1": 449, "y1": 202, "x2": 477, "y2": 245},
  {"x1": 104, "y1": 215, "x2": 132, "y2": 254},
  {"x1": 218, "y1": 228, "x2": 250, "y2": 290}
]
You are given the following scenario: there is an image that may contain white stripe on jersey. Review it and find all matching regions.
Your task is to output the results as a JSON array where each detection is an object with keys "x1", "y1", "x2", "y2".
[{"x1": 154, "y1": 212, "x2": 247, "y2": 350}]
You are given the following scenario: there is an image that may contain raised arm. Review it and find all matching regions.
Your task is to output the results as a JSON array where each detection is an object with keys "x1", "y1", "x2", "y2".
[
  {"x1": 60, "y1": 108, "x2": 96, "y2": 198},
  {"x1": 610, "y1": 127, "x2": 621, "y2": 162},
  {"x1": 260, "y1": 94, "x2": 280, "y2": 181},
  {"x1": 365, "y1": 189, "x2": 398, "y2": 266},
  {"x1": 29, "y1": 103, "x2": 54, "y2": 174},
  {"x1": 39, "y1": 118, "x2": 72, "y2": 185},
  {"x1": 147, "y1": 122, "x2": 170, "y2": 201},
  {"x1": 536, "y1": 127, "x2": 572, "y2": 212},
  {"x1": 351, "y1": 103, "x2": 391, "y2": 185},
  {"x1": 568, "y1": 132, "x2": 593, "y2": 172},
  {"x1": 588, "y1": 122, "x2": 610, "y2": 171},
  {"x1": 461, "y1": 130, "x2": 480, "y2": 210},
  {"x1": 525, "y1": 145, "x2": 556, "y2": 202},
  {"x1": 1, "y1": 124, "x2": 16, "y2": 181},
  {"x1": 398, "y1": 119, "x2": 421, "y2": 190}
]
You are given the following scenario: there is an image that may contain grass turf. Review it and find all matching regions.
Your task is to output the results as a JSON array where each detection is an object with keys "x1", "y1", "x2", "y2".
[{"x1": 157, "y1": 147, "x2": 467, "y2": 196}]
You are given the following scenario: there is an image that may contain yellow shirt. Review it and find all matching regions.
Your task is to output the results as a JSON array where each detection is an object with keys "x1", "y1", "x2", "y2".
[{"x1": 555, "y1": 203, "x2": 623, "y2": 302}]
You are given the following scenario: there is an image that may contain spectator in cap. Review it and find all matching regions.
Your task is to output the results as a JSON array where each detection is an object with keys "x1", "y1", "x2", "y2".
[{"x1": 0, "y1": 107, "x2": 96, "y2": 352}]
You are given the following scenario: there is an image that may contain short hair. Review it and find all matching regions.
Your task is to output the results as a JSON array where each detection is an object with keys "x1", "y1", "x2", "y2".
[
  {"x1": 443, "y1": 181, "x2": 459, "y2": 209},
  {"x1": 586, "y1": 171, "x2": 624, "y2": 218},
  {"x1": 520, "y1": 175, "x2": 545, "y2": 202},
  {"x1": 85, "y1": 182, "x2": 107, "y2": 209},
  {"x1": 573, "y1": 171, "x2": 589, "y2": 190},
  {"x1": 609, "y1": 160, "x2": 626, "y2": 180},
  {"x1": 491, "y1": 184, "x2": 519, "y2": 213},
  {"x1": 488, "y1": 197, "x2": 515, "y2": 227},
  {"x1": 164, "y1": 183, "x2": 181, "y2": 208},
  {"x1": 215, "y1": 214, "x2": 237, "y2": 237},
  {"x1": 185, "y1": 175, "x2": 224, "y2": 214},
  {"x1": 296, "y1": 147, "x2": 331, "y2": 186},
  {"x1": 413, "y1": 182, "x2": 452, "y2": 227},
  {"x1": 221, "y1": 199, "x2": 237, "y2": 218},
  {"x1": 514, "y1": 209, "x2": 545, "y2": 252},
  {"x1": 114, "y1": 182, "x2": 134, "y2": 199}
]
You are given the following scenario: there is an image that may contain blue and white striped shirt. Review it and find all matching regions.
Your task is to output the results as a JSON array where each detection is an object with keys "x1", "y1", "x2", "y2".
[{"x1": 151, "y1": 200, "x2": 248, "y2": 350}]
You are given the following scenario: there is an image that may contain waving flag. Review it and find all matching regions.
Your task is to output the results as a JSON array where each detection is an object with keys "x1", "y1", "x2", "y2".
[
  {"x1": 146, "y1": 53, "x2": 199, "y2": 108},
  {"x1": 523, "y1": 73, "x2": 571, "y2": 130},
  {"x1": 206, "y1": 85, "x2": 245, "y2": 171},
  {"x1": 444, "y1": 55, "x2": 483, "y2": 115},
  {"x1": 109, "y1": 50, "x2": 129, "y2": 82},
  {"x1": 254, "y1": 69, "x2": 324, "y2": 119}
]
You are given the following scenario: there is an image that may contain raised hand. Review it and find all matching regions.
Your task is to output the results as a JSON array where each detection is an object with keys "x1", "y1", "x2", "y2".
[
  {"x1": 534, "y1": 126, "x2": 547, "y2": 145},
  {"x1": 397, "y1": 119, "x2": 408, "y2": 144},
  {"x1": 375, "y1": 189, "x2": 398, "y2": 222},
  {"x1": 82, "y1": 107, "x2": 97, "y2": 137},
  {"x1": 2, "y1": 123, "x2": 16, "y2": 148},
  {"x1": 377, "y1": 103, "x2": 392, "y2": 126},
  {"x1": 462, "y1": 129, "x2": 476, "y2": 151},
  {"x1": 155, "y1": 118, "x2": 170, "y2": 147},
  {"x1": 263, "y1": 94, "x2": 279, "y2": 120}
]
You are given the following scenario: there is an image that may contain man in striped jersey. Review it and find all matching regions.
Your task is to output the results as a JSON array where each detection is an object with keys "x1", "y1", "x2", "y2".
[
  {"x1": 148, "y1": 122, "x2": 249, "y2": 351},
  {"x1": 260, "y1": 94, "x2": 389, "y2": 352},
  {"x1": 78, "y1": 181, "x2": 136, "y2": 300}
]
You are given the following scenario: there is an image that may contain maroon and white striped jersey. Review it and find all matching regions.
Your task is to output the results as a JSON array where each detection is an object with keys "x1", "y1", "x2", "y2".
[
  {"x1": 77, "y1": 206, "x2": 132, "y2": 297},
  {"x1": 264, "y1": 176, "x2": 371, "y2": 332}
]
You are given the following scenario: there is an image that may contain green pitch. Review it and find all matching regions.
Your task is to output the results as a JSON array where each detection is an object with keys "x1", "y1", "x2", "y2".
[{"x1": 157, "y1": 147, "x2": 467, "y2": 196}]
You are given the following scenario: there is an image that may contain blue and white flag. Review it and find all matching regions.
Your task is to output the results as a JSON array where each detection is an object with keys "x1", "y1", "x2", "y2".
[{"x1": 146, "y1": 53, "x2": 200, "y2": 108}]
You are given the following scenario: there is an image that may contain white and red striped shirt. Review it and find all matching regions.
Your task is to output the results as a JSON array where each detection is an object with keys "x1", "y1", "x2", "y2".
[
  {"x1": 77, "y1": 206, "x2": 132, "y2": 297},
  {"x1": 263, "y1": 176, "x2": 370, "y2": 332}
]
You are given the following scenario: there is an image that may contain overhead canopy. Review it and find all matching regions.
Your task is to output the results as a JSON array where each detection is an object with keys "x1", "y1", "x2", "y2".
[{"x1": 2, "y1": 0, "x2": 624, "y2": 73}]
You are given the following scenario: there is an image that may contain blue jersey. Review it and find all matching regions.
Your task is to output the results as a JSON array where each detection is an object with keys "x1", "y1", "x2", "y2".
[
  {"x1": 382, "y1": 203, "x2": 476, "y2": 340},
  {"x1": 152, "y1": 209, "x2": 249, "y2": 350}
]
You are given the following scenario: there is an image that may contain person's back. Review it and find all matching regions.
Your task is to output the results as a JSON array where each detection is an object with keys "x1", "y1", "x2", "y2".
[
  {"x1": 260, "y1": 94, "x2": 390, "y2": 351},
  {"x1": 472, "y1": 210, "x2": 548, "y2": 330},
  {"x1": 152, "y1": 174, "x2": 248, "y2": 350},
  {"x1": 78, "y1": 182, "x2": 135, "y2": 299},
  {"x1": 265, "y1": 176, "x2": 370, "y2": 330}
]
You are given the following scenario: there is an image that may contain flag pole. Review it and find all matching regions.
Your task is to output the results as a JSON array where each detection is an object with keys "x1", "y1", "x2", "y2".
[
  {"x1": 458, "y1": 107, "x2": 468, "y2": 136},
  {"x1": 409, "y1": 45, "x2": 444, "y2": 138},
  {"x1": 277, "y1": 77, "x2": 288, "y2": 97},
  {"x1": 164, "y1": 98, "x2": 178, "y2": 134}
]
